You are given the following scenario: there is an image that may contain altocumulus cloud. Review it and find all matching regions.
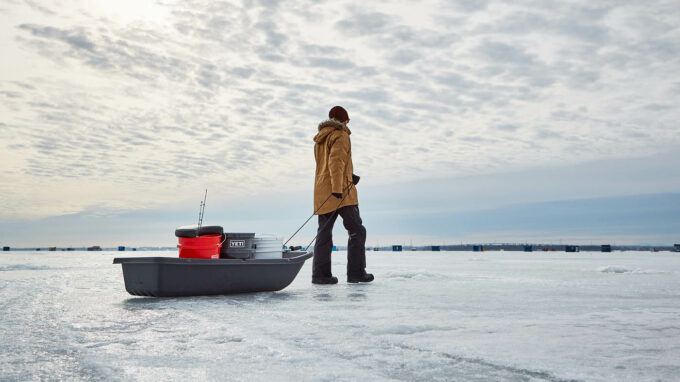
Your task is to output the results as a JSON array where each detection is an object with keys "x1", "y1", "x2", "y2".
[{"x1": 0, "y1": 0, "x2": 678, "y2": 220}]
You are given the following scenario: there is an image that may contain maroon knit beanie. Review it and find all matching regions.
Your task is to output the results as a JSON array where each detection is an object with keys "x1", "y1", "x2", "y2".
[{"x1": 329, "y1": 106, "x2": 349, "y2": 122}]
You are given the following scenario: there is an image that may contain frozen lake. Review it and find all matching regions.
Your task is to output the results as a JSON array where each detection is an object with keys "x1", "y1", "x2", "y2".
[{"x1": 1, "y1": 250, "x2": 679, "y2": 381}]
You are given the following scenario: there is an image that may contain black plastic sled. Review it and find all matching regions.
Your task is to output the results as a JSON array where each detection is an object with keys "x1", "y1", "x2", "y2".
[{"x1": 113, "y1": 251, "x2": 312, "y2": 297}]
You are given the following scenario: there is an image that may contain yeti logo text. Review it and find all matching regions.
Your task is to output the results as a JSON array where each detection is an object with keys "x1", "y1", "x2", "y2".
[{"x1": 230, "y1": 240, "x2": 245, "y2": 248}]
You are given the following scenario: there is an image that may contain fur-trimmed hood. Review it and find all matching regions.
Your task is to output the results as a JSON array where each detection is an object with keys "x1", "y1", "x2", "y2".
[{"x1": 313, "y1": 118, "x2": 351, "y2": 143}]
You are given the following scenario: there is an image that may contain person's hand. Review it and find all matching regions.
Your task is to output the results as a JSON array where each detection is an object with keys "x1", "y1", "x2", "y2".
[
  {"x1": 352, "y1": 174, "x2": 360, "y2": 185},
  {"x1": 332, "y1": 192, "x2": 343, "y2": 199}
]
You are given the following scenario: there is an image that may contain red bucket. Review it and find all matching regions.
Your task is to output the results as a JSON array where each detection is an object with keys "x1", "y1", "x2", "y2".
[{"x1": 177, "y1": 234, "x2": 223, "y2": 259}]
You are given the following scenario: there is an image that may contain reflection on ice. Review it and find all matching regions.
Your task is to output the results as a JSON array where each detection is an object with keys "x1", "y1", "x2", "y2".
[
  {"x1": 346, "y1": 292, "x2": 367, "y2": 301},
  {"x1": 312, "y1": 291, "x2": 333, "y2": 301}
]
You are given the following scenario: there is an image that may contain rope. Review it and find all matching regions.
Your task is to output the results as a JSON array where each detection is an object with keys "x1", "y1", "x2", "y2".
[
  {"x1": 304, "y1": 182, "x2": 355, "y2": 252},
  {"x1": 283, "y1": 182, "x2": 355, "y2": 247}
]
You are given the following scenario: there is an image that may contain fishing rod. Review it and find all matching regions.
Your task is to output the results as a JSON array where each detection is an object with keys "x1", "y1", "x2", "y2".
[
  {"x1": 283, "y1": 182, "x2": 355, "y2": 247},
  {"x1": 196, "y1": 188, "x2": 207, "y2": 236}
]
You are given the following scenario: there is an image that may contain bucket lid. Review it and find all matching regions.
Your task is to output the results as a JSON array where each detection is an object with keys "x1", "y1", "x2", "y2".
[{"x1": 175, "y1": 225, "x2": 224, "y2": 238}]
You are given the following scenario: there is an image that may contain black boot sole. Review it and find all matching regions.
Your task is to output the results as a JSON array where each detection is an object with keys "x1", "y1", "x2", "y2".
[
  {"x1": 312, "y1": 277, "x2": 338, "y2": 285},
  {"x1": 347, "y1": 275, "x2": 374, "y2": 283}
]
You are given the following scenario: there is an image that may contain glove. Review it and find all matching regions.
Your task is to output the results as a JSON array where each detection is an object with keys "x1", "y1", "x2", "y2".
[
  {"x1": 332, "y1": 192, "x2": 342, "y2": 199},
  {"x1": 352, "y1": 174, "x2": 360, "y2": 185}
]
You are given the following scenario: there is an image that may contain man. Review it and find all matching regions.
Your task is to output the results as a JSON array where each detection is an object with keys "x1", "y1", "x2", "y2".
[{"x1": 312, "y1": 105, "x2": 374, "y2": 285}]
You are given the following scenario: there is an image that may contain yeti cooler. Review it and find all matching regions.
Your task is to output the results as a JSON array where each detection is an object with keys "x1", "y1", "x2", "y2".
[{"x1": 220, "y1": 233, "x2": 255, "y2": 259}]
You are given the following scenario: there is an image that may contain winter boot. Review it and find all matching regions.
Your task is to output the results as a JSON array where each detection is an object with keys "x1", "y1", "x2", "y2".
[
  {"x1": 347, "y1": 273, "x2": 374, "y2": 283},
  {"x1": 312, "y1": 276, "x2": 338, "y2": 285}
]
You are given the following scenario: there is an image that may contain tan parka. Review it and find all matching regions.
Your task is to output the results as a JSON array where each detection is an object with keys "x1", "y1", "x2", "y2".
[{"x1": 313, "y1": 119, "x2": 359, "y2": 215}]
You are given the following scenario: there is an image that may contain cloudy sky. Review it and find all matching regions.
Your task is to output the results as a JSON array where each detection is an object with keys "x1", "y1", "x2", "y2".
[{"x1": 1, "y1": 0, "x2": 679, "y2": 247}]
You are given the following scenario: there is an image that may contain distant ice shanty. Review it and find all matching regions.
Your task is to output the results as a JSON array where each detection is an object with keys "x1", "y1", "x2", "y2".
[
  {"x1": 392, "y1": 245, "x2": 403, "y2": 252},
  {"x1": 2, "y1": 246, "x2": 9, "y2": 251},
  {"x1": 473, "y1": 245, "x2": 485, "y2": 252},
  {"x1": 431, "y1": 245, "x2": 441, "y2": 251},
  {"x1": 565, "y1": 245, "x2": 580, "y2": 252},
  {"x1": 524, "y1": 245, "x2": 533, "y2": 252},
  {"x1": 674, "y1": 244, "x2": 680, "y2": 252},
  {"x1": 601, "y1": 244, "x2": 612, "y2": 252},
  {"x1": 118, "y1": 246, "x2": 125, "y2": 251}
]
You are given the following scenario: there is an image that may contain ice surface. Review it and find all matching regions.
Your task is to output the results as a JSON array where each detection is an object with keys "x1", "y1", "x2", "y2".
[{"x1": 1, "y1": 251, "x2": 679, "y2": 381}]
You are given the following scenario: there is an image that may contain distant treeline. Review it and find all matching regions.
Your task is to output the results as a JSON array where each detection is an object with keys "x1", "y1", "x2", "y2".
[
  {"x1": 2, "y1": 244, "x2": 679, "y2": 252},
  {"x1": 0, "y1": 246, "x2": 174, "y2": 252},
  {"x1": 362, "y1": 244, "x2": 680, "y2": 252}
]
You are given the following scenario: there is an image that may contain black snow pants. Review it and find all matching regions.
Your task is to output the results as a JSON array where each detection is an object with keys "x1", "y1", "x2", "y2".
[{"x1": 313, "y1": 205, "x2": 367, "y2": 278}]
